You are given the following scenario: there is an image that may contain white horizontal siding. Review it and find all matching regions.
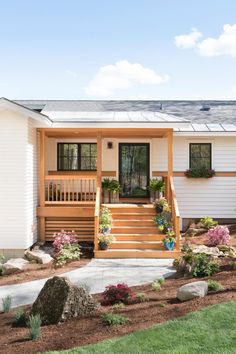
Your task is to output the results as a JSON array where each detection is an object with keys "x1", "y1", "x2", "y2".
[
  {"x1": 0, "y1": 110, "x2": 38, "y2": 249},
  {"x1": 174, "y1": 177, "x2": 236, "y2": 218}
]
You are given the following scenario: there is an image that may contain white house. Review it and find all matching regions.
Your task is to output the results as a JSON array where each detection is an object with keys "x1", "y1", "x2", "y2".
[{"x1": 0, "y1": 97, "x2": 236, "y2": 259}]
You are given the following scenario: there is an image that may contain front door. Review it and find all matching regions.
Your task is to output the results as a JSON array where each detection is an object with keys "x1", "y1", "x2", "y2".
[{"x1": 119, "y1": 143, "x2": 150, "y2": 198}]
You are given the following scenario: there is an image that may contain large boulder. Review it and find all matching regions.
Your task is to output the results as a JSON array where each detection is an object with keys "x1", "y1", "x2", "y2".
[
  {"x1": 31, "y1": 276, "x2": 97, "y2": 325},
  {"x1": 177, "y1": 281, "x2": 208, "y2": 302},
  {"x1": 2, "y1": 258, "x2": 29, "y2": 275},
  {"x1": 192, "y1": 245, "x2": 224, "y2": 258},
  {"x1": 25, "y1": 249, "x2": 53, "y2": 264}
]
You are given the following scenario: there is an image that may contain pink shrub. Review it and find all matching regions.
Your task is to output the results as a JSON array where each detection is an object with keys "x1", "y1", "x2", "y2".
[
  {"x1": 53, "y1": 230, "x2": 78, "y2": 251},
  {"x1": 206, "y1": 225, "x2": 230, "y2": 246}
]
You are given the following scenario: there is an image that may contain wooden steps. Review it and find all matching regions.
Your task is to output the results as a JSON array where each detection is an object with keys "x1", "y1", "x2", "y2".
[
  {"x1": 95, "y1": 249, "x2": 179, "y2": 259},
  {"x1": 95, "y1": 204, "x2": 179, "y2": 259}
]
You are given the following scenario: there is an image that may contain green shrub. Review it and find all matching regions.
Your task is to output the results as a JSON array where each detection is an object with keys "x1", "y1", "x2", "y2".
[
  {"x1": 2, "y1": 295, "x2": 12, "y2": 313},
  {"x1": 192, "y1": 253, "x2": 219, "y2": 278},
  {"x1": 232, "y1": 262, "x2": 236, "y2": 270},
  {"x1": 112, "y1": 303, "x2": 125, "y2": 312},
  {"x1": 28, "y1": 314, "x2": 41, "y2": 340},
  {"x1": 102, "y1": 312, "x2": 129, "y2": 326},
  {"x1": 207, "y1": 280, "x2": 224, "y2": 292},
  {"x1": 0, "y1": 254, "x2": 5, "y2": 275},
  {"x1": 200, "y1": 217, "x2": 218, "y2": 229},
  {"x1": 136, "y1": 292, "x2": 149, "y2": 303},
  {"x1": 56, "y1": 243, "x2": 81, "y2": 266},
  {"x1": 151, "y1": 280, "x2": 161, "y2": 291},
  {"x1": 12, "y1": 307, "x2": 27, "y2": 327},
  {"x1": 185, "y1": 167, "x2": 215, "y2": 178},
  {"x1": 158, "y1": 277, "x2": 165, "y2": 285}
]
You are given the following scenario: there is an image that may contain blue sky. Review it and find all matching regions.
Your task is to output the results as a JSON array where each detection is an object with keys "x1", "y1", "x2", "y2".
[{"x1": 1, "y1": 0, "x2": 236, "y2": 100}]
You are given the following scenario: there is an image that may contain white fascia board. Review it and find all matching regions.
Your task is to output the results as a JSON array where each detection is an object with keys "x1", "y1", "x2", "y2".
[{"x1": 174, "y1": 131, "x2": 236, "y2": 137}]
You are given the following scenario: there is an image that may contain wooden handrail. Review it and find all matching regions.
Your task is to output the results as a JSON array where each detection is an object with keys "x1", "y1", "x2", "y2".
[
  {"x1": 45, "y1": 175, "x2": 96, "y2": 180},
  {"x1": 94, "y1": 187, "x2": 101, "y2": 251},
  {"x1": 44, "y1": 175, "x2": 97, "y2": 203},
  {"x1": 169, "y1": 176, "x2": 180, "y2": 251}
]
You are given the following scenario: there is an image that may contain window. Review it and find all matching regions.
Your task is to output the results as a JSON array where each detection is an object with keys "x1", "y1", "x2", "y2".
[
  {"x1": 189, "y1": 143, "x2": 212, "y2": 169},
  {"x1": 57, "y1": 143, "x2": 97, "y2": 171}
]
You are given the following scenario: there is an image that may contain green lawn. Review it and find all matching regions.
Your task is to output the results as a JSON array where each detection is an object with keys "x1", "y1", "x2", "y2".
[{"x1": 46, "y1": 301, "x2": 236, "y2": 354}]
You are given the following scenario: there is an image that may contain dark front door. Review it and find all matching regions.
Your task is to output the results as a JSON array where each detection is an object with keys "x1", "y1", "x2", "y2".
[{"x1": 119, "y1": 143, "x2": 150, "y2": 198}]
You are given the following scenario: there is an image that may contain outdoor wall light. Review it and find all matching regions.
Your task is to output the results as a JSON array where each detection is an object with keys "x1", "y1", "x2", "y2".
[{"x1": 107, "y1": 141, "x2": 113, "y2": 149}]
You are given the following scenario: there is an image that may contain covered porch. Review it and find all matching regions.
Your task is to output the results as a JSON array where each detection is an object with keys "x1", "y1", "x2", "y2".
[{"x1": 37, "y1": 127, "x2": 180, "y2": 258}]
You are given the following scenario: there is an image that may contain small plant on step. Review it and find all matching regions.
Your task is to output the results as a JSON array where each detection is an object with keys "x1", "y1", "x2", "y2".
[
  {"x1": 12, "y1": 307, "x2": 27, "y2": 327},
  {"x1": 28, "y1": 314, "x2": 42, "y2": 340},
  {"x1": 207, "y1": 280, "x2": 224, "y2": 292},
  {"x1": 2, "y1": 295, "x2": 12, "y2": 313},
  {"x1": 232, "y1": 262, "x2": 236, "y2": 271},
  {"x1": 151, "y1": 280, "x2": 161, "y2": 291},
  {"x1": 102, "y1": 312, "x2": 129, "y2": 326}
]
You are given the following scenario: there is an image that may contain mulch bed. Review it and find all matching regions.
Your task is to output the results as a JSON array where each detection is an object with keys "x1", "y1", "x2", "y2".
[
  {"x1": 0, "y1": 249, "x2": 92, "y2": 286},
  {"x1": 0, "y1": 258, "x2": 235, "y2": 354}
]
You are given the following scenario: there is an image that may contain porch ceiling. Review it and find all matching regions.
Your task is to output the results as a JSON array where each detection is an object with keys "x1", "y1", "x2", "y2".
[{"x1": 41, "y1": 127, "x2": 172, "y2": 138}]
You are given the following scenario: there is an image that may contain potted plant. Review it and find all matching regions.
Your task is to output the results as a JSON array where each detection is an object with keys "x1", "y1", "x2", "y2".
[
  {"x1": 149, "y1": 178, "x2": 165, "y2": 202},
  {"x1": 153, "y1": 197, "x2": 170, "y2": 214},
  {"x1": 108, "y1": 179, "x2": 121, "y2": 204},
  {"x1": 102, "y1": 178, "x2": 111, "y2": 203},
  {"x1": 154, "y1": 215, "x2": 171, "y2": 233},
  {"x1": 98, "y1": 234, "x2": 115, "y2": 250},
  {"x1": 99, "y1": 206, "x2": 113, "y2": 235},
  {"x1": 163, "y1": 229, "x2": 176, "y2": 250}
]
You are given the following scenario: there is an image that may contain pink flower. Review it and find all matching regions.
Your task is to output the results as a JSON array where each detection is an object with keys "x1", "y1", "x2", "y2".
[{"x1": 206, "y1": 225, "x2": 230, "y2": 246}]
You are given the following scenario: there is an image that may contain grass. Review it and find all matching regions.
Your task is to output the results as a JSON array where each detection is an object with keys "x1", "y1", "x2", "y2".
[{"x1": 45, "y1": 301, "x2": 236, "y2": 354}]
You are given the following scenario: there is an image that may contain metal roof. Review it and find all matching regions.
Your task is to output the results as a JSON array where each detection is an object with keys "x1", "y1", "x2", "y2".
[{"x1": 14, "y1": 100, "x2": 236, "y2": 132}]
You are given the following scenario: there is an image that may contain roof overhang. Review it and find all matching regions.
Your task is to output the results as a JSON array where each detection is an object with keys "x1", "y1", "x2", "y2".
[{"x1": 0, "y1": 97, "x2": 52, "y2": 126}]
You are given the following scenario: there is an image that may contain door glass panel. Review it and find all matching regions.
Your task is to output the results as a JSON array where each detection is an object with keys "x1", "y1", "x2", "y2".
[{"x1": 119, "y1": 144, "x2": 149, "y2": 197}]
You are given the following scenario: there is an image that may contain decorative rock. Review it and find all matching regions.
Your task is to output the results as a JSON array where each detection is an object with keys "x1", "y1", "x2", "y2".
[
  {"x1": 177, "y1": 281, "x2": 208, "y2": 302},
  {"x1": 25, "y1": 250, "x2": 53, "y2": 264},
  {"x1": 31, "y1": 276, "x2": 97, "y2": 325},
  {"x1": 2, "y1": 258, "x2": 29, "y2": 275},
  {"x1": 217, "y1": 245, "x2": 236, "y2": 258},
  {"x1": 184, "y1": 227, "x2": 207, "y2": 237},
  {"x1": 192, "y1": 245, "x2": 224, "y2": 258}
]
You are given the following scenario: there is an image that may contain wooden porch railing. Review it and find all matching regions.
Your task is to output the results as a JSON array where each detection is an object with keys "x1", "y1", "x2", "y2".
[
  {"x1": 169, "y1": 176, "x2": 180, "y2": 251},
  {"x1": 44, "y1": 175, "x2": 97, "y2": 204},
  {"x1": 94, "y1": 187, "x2": 101, "y2": 251}
]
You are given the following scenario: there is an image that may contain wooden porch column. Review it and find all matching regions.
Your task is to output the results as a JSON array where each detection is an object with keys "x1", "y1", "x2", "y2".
[
  {"x1": 167, "y1": 130, "x2": 173, "y2": 202},
  {"x1": 96, "y1": 133, "x2": 102, "y2": 189},
  {"x1": 39, "y1": 129, "x2": 46, "y2": 242}
]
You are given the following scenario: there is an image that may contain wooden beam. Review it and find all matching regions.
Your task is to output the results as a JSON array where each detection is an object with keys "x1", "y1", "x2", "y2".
[
  {"x1": 97, "y1": 133, "x2": 102, "y2": 188},
  {"x1": 167, "y1": 130, "x2": 173, "y2": 201},
  {"x1": 39, "y1": 130, "x2": 46, "y2": 242}
]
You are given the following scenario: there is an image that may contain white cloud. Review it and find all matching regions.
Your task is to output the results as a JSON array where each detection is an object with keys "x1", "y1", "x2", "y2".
[
  {"x1": 85, "y1": 60, "x2": 169, "y2": 97},
  {"x1": 175, "y1": 24, "x2": 236, "y2": 58},
  {"x1": 66, "y1": 70, "x2": 78, "y2": 78},
  {"x1": 197, "y1": 24, "x2": 236, "y2": 57},
  {"x1": 174, "y1": 28, "x2": 202, "y2": 49}
]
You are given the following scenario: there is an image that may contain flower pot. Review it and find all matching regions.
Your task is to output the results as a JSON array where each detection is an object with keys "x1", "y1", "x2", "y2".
[
  {"x1": 155, "y1": 205, "x2": 163, "y2": 214},
  {"x1": 99, "y1": 242, "x2": 109, "y2": 250},
  {"x1": 110, "y1": 191, "x2": 119, "y2": 204},
  {"x1": 103, "y1": 190, "x2": 110, "y2": 204},
  {"x1": 164, "y1": 241, "x2": 175, "y2": 251},
  {"x1": 102, "y1": 227, "x2": 112, "y2": 235}
]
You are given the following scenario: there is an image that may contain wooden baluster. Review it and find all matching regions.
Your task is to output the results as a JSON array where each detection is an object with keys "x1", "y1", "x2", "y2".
[
  {"x1": 80, "y1": 179, "x2": 82, "y2": 201},
  {"x1": 89, "y1": 179, "x2": 91, "y2": 201}
]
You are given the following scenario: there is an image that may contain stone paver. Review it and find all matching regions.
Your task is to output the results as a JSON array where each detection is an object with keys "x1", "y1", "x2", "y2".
[{"x1": 0, "y1": 258, "x2": 175, "y2": 310}]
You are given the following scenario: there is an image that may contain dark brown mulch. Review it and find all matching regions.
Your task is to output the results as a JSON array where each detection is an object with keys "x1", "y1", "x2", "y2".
[
  {"x1": 0, "y1": 258, "x2": 91, "y2": 286},
  {"x1": 0, "y1": 258, "x2": 235, "y2": 354}
]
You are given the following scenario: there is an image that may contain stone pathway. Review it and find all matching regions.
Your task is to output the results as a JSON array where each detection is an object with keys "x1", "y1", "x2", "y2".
[{"x1": 0, "y1": 258, "x2": 175, "y2": 310}]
